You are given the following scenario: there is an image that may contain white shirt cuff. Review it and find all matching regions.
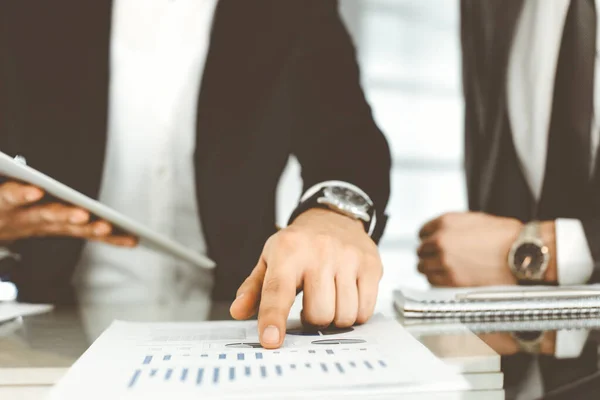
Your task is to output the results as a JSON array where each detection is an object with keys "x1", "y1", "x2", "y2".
[
  {"x1": 556, "y1": 219, "x2": 594, "y2": 285},
  {"x1": 554, "y1": 329, "x2": 589, "y2": 358}
]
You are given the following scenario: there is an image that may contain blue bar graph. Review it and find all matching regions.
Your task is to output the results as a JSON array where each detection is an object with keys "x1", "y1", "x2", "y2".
[
  {"x1": 275, "y1": 365, "x2": 282, "y2": 376},
  {"x1": 237, "y1": 353, "x2": 244, "y2": 361},
  {"x1": 378, "y1": 360, "x2": 387, "y2": 368},
  {"x1": 213, "y1": 367, "x2": 220, "y2": 384},
  {"x1": 245, "y1": 366, "x2": 251, "y2": 377},
  {"x1": 364, "y1": 361, "x2": 373, "y2": 370},
  {"x1": 229, "y1": 367, "x2": 235, "y2": 381},
  {"x1": 165, "y1": 368, "x2": 173, "y2": 381},
  {"x1": 143, "y1": 356, "x2": 152, "y2": 365},
  {"x1": 260, "y1": 366, "x2": 267, "y2": 378},
  {"x1": 128, "y1": 369, "x2": 141, "y2": 388},
  {"x1": 163, "y1": 355, "x2": 171, "y2": 361},
  {"x1": 335, "y1": 363, "x2": 345, "y2": 374},
  {"x1": 196, "y1": 368, "x2": 205, "y2": 386},
  {"x1": 219, "y1": 353, "x2": 226, "y2": 360},
  {"x1": 150, "y1": 369, "x2": 158, "y2": 377},
  {"x1": 326, "y1": 349, "x2": 334, "y2": 355},
  {"x1": 320, "y1": 363, "x2": 328, "y2": 373},
  {"x1": 181, "y1": 368, "x2": 189, "y2": 382},
  {"x1": 256, "y1": 352, "x2": 263, "y2": 360}
]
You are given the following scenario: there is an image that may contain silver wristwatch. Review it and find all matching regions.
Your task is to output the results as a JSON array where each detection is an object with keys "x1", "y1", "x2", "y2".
[
  {"x1": 508, "y1": 221, "x2": 550, "y2": 281},
  {"x1": 316, "y1": 186, "x2": 376, "y2": 236}
]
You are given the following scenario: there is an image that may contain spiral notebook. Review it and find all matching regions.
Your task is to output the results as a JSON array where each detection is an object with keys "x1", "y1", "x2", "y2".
[{"x1": 394, "y1": 285, "x2": 600, "y2": 320}]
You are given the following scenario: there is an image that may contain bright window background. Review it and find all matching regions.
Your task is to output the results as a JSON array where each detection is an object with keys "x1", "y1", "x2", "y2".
[{"x1": 276, "y1": 0, "x2": 467, "y2": 294}]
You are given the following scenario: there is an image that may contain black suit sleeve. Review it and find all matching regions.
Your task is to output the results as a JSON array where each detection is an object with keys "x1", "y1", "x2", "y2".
[{"x1": 286, "y1": 1, "x2": 391, "y2": 239}]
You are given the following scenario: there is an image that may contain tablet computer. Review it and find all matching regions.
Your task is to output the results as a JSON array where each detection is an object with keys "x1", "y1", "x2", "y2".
[{"x1": 0, "y1": 152, "x2": 215, "y2": 270}]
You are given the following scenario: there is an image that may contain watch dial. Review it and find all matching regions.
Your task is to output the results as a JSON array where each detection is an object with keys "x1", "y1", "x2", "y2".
[
  {"x1": 513, "y1": 243, "x2": 545, "y2": 277},
  {"x1": 330, "y1": 187, "x2": 368, "y2": 207}
]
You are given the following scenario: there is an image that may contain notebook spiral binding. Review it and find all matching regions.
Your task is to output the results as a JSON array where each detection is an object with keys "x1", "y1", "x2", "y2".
[{"x1": 410, "y1": 296, "x2": 600, "y2": 320}]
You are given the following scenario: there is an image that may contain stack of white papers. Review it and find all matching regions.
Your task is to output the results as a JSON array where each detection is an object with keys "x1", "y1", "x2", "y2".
[{"x1": 49, "y1": 316, "x2": 468, "y2": 399}]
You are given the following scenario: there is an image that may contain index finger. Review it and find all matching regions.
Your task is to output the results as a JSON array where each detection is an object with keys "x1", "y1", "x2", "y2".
[
  {"x1": 0, "y1": 181, "x2": 44, "y2": 210},
  {"x1": 257, "y1": 259, "x2": 299, "y2": 349}
]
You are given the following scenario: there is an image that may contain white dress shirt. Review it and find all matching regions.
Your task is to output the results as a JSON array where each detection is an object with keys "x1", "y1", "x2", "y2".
[
  {"x1": 73, "y1": 0, "x2": 219, "y2": 310},
  {"x1": 508, "y1": 1, "x2": 598, "y2": 389},
  {"x1": 508, "y1": 0, "x2": 600, "y2": 286},
  {"x1": 69, "y1": 0, "x2": 369, "y2": 309}
]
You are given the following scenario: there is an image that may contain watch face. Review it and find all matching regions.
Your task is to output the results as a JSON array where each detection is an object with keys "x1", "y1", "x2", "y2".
[
  {"x1": 512, "y1": 242, "x2": 546, "y2": 278},
  {"x1": 329, "y1": 187, "x2": 368, "y2": 208}
]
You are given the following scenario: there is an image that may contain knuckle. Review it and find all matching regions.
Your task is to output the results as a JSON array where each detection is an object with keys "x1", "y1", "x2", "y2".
[
  {"x1": 262, "y1": 276, "x2": 284, "y2": 295},
  {"x1": 258, "y1": 305, "x2": 286, "y2": 322},
  {"x1": 314, "y1": 234, "x2": 341, "y2": 258},
  {"x1": 276, "y1": 230, "x2": 304, "y2": 252},
  {"x1": 263, "y1": 234, "x2": 277, "y2": 253},
  {"x1": 433, "y1": 233, "x2": 446, "y2": 250},
  {"x1": 439, "y1": 213, "x2": 455, "y2": 228},
  {"x1": 303, "y1": 313, "x2": 334, "y2": 328},
  {"x1": 362, "y1": 252, "x2": 383, "y2": 279},
  {"x1": 334, "y1": 316, "x2": 356, "y2": 328},
  {"x1": 342, "y1": 246, "x2": 361, "y2": 266},
  {"x1": 364, "y1": 251, "x2": 382, "y2": 267}
]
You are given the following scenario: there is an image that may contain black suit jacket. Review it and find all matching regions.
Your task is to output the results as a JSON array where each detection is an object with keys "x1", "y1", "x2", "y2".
[
  {"x1": 461, "y1": 0, "x2": 600, "y2": 281},
  {"x1": 0, "y1": 1, "x2": 391, "y2": 304}
]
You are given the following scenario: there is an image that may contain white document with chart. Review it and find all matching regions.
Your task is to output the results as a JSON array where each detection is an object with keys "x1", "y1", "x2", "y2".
[{"x1": 49, "y1": 315, "x2": 468, "y2": 399}]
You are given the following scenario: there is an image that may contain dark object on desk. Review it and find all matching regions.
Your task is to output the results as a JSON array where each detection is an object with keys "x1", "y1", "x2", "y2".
[
  {"x1": 503, "y1": 340, "x2": 599, "y2": 399},
  {"x1": 542, "y1": 371, "x2": 600, "y2": 400}
]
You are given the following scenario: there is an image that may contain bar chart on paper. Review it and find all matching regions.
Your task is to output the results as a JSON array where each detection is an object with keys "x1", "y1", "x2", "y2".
[
  {"x1": 128, "y1": 348, "x2": 390, "y2": 390},
  {"x1": 50, "y1": 318, "x2": 469, "y2": 400}
]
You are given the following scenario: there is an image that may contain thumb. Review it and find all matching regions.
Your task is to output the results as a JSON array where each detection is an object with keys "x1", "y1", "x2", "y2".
[{"x1": 230, "y1": 257, "x2": 267, "y2": 320}]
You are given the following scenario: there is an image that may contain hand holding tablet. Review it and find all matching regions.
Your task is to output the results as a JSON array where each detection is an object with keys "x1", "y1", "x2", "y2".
[
  {"x1": 0, "y1": 152, "x2": 215, "y2": 270},
  {"x1": 0, "y1": 179, "x2": 137, "y2": 246}
]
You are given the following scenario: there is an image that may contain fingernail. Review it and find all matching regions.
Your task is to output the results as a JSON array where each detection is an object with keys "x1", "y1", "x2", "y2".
[
  {"x1": 25, "y1": 190, "x2": 40, "y2": 201},
  {"x1": 262, "y1": 325, "x2": 280, "y2": 345},
  {"x1": 69, "y1": 211, "x2": 88, "y2": 224}
]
